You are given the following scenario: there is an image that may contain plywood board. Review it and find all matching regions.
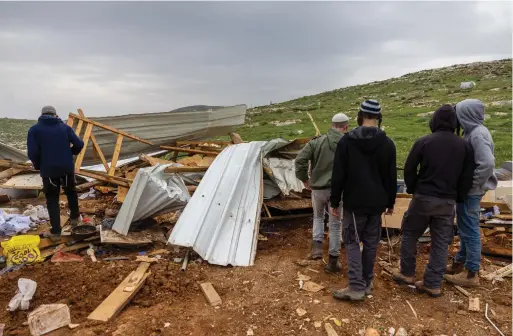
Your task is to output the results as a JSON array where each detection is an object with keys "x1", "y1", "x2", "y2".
[
  {"x1": 88, "y1": 262, "x2": 151, "y2": 321},
  {"x1": 265, "y1": 198, "x2": 312, "y2": 211},
  {"x1": 0, "y1": 173, "x2": 43, "y2": 190},
  {"x1": 382, "y1": 198, "x2": 410, "y2": 229},
  {"x1": 199, "y1": 282, "x2": 222, "y2": 306},
  {"x1": 100, "y1": 228, "x2": 166, "y2": 245}
]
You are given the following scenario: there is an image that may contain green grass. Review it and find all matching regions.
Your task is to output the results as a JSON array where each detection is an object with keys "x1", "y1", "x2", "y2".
[{"x1": 235, "y1": 59, "x2": 512, "y2": 168}]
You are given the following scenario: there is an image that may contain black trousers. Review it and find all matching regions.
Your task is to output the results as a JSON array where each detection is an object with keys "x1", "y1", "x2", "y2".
[
  {"x1": 342, "y1": 210, "x2": 382, "y2": 291},
  {"x1": 400, "y1": 194, "x2": 455, "y2": 289},
  {"x1": 42, "y1": 174, "x2": 80, "y2": 234}
]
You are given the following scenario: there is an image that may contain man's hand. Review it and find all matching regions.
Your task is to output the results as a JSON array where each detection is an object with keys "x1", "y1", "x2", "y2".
[
  {"x1": 330, "y1": 207, "x2": 339, "y2": 218},
  {"x1": 385, "y1": 208, "x2": 394, "y2": 215},
  {"x1": 303, "y1": 180, "x2": 311, "y2": 190}
]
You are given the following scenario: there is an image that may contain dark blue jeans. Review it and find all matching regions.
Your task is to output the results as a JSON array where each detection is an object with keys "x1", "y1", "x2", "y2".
[{"x1": 455, "y1": 195, "x2": 482, "y2": 272}]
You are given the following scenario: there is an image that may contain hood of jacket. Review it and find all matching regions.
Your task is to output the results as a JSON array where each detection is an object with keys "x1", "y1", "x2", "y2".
[
  {"x1": 326, "y1": 127, "x2": 343, "y2": 151},
  {"x1": 38, "y1": 115, "x2": 62, "y2": 126},
  {"x1": 455, "y1": 99, "x2": 485, "y2": 134},
  {"x1": 345, "y1": 126, "x2": 387, "y2": 154},
  {"x1": 429, "y1": 104, "x2": 457, "y2": 133}
]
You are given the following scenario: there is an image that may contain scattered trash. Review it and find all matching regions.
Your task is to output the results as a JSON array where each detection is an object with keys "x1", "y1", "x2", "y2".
[
  {"x1": 0, "y1": 210, "x2": 32, "y2": 236},
  {"x1": 396, "y1": 328, "x2": 408, "y2": 336},
  {"x1": 247, "y1": 328, "x2": 254, "y2": 336},
  {"x1": 164, "y1": 322, "x2": 171, "y2": 328},
  {"x1": 86, "y1": 244, "x2": 97, "y2": 262},
  {"x1": 8, "y1": 278, "x2": 37, "y2": 311},
  {"x1": 341, "y1": 319, "x2": 349, "y2": 324},
  {"x1": 325, "y1": 323, "x2": 339, "y2": 336},
  {"x1": 469, "y1": 297, "x2": 480, "y2": 312},
  {"x1": 406, "y1": 300, "x2": 417, "y2": 319},
  {"x1": 388, "y1": 327, "x2": 396, "y2": 336},
  {"x1": 28, "y1": 304, "x2": 71, "y2": 336},
  {"x1": 101, "y1": 218, "x2": 115, "y2": 230},
  {"x1": 296, "y1": 272, "x2": 311, "y2": 281},
  {"x1": 51, "y1": 251, "x2": 84, "y2": 263},
  {"x1": 0, "y1": 323, "x2": 5, "y2": 336},
  {"x1": 1, "y1": 235, "x2": 43, "y2": 266},
  {"x1": 135, "y1": 256, "x2": 160, "y2": 263},
  {"x1": 367, "y1": 295, "x2": 373, "y2": 299},
  {"x1": 296, "y1": 308, "x2": 307, "y2": 317},
  {"x1": 314, "y1": 321, "x2": 322, "y2": 328},
  {"x1": 313, "y1": 299, "x2": 321, "y2": 304},
  {"x1": 485, "y1": 303, "x2": 505, "y2": 336},
  {"x1": 68, "y1": 323, "x2": 80, "y2": 329},
  {"x1": 329, "y1": 318, "x2": 342, "y2": 327}
]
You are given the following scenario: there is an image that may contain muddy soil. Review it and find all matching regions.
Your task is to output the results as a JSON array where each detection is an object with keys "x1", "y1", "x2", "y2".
[{"x1": 0, "y1": 219, "x2": 511, "y2": 336}]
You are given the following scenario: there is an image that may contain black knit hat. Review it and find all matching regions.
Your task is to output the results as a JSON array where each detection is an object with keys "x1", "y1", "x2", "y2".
[{"x1": 359, "y1": 100, "x2": 381, "y2": 114}]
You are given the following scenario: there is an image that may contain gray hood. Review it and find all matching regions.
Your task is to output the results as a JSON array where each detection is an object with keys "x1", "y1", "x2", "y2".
[{"x1": 455, "y1": 99, "x2": 485, "y2": 134}]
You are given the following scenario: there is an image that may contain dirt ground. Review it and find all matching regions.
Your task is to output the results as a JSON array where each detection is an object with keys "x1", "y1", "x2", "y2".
[{"x1": 0, "y1": 219, "x2": 511, "y2": 336}]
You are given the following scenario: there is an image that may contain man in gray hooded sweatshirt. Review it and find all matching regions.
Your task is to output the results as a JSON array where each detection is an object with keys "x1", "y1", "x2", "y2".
[{"x1": 444, "y1": 99, "x2": 497, "y2": 287}]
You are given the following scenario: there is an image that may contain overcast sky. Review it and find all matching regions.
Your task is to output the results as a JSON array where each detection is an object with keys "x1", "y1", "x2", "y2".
[{"x1": 0, "y1": 1, "x2": 511, "y2": 119}]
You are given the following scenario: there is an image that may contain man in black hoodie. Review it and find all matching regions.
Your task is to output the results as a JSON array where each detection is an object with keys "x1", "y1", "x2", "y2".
[
  {"x1": 330, "y1": 99, "x2": 397, "y2": 301},
  {"x1": 392, "y1": 105, "x2": 474, "y2": 297}
]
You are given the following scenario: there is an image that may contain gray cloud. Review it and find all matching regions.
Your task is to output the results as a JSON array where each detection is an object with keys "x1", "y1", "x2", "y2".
[{"x1": 0, "y1": 1, "x2": 511, "y2": 118}]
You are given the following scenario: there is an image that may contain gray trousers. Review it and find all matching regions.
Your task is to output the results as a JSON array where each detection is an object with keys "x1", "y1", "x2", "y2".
[
  {"x1": 342, "y1": 210, "x2": 381, "y2": 291},
  {"x1": 312, "y1": 189, "x2": 342, "y2": 256},
  {"x1": 400, "y1": 194, "x2": 455, "y2": 289}
]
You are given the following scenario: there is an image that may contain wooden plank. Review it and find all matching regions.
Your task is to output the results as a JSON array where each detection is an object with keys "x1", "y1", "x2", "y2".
[
  {"x1": 306, "y1": 112, "x2": 321, "y2": 136},
  {"x1": 69, "y1": 113, "x2": 153, "y2": 145},
  {"x1": 483, "y1": 264, "x2": 512, "y2": 281},
  {"x1": 66, "y1": 116, "x2": 74, "y2": 127},
  {"x1": 176, "y1": 140, "x2": 230, "y2": 146},
  {"x1": 77, "y1": 110, "x2": 110, "y2": 173},
  {"x1": 88, "y1": 262, "x2": 151, "y2": 321},
  {"x1": 80, "y1": 169, "x2": 132, "y2": 184},
  {"x1": 482, "y1": 245, "x2": 512, "y2": 258},
  {"x1": 108, "y1": 134, "x2": 124, "y2": 176},
  {"x1": 199, "y1": 282, "x2": 222, "y2": 306},
  {"x1": 76, "y1": 170, "x2": 130, "y2": 188},
  {"x1": 454, "y1": 285, "x2": 471, "y2": 297},
  {"x1": 41, "y1": 240, "x2": 98, "y2": 259},
  {"x1": 76, "y1": 180, "x2": 105, "y2": 192},
  {"x1": 324, "y1": 323, "x2": 339, "y2": 336},
  {"x1": 100, "y1": 228, "x2": 166, "y2": 245},
  {"x1": 0, "y1": 160, "x2": 34, "y2": 170},
  {"x1": 123, "y1": 262, "x2": 151, "y2": 292},
  {"x1": 229, "y1": 132, "x2": 244, "y2": 144},
  {"x1": 75, "y1": 119, "x2": 84, "y2": 138},
  {"x1": 117, "y1": 170, "x2": 138, "y2": 202},
  {"x1": 74, "y1": 123, "x2": 93, "y2": 171},
  {"x1": 0, "y1": 173, "x2": 43, "y2": 190},
  {"x1": 140, "y1": 154, "x2": 173, "y2": 166},
  {"x1": 164, "y1": 166, "x2": 209, "y2": 173},
  {"x1": 0, "y1": 168, "x2": 24, "y2": 180},
  {"x1": 481, "y1": 201, "x2": 511, "y2": 214},
  {"x1": 160, "y1": 145, "x2": 218, "y2": 156}
]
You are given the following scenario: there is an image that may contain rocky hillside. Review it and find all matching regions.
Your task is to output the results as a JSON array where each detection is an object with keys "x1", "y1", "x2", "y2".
[{"x1": 236, "y1": 59, "x2": 512, "y2": 167}]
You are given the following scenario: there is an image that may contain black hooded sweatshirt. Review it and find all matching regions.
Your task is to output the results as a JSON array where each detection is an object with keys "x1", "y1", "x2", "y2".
[
  {"x1": 330, "y1": 126, "x2": 397, "y2": 215},
  {"x1": 404, "y1": 105, "x2": 475, "y2": 202}
]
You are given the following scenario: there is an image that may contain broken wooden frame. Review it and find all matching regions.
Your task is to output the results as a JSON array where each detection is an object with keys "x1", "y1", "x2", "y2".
[{"x1": 67, "y1": 109, "x2": 154, "y2": 186}]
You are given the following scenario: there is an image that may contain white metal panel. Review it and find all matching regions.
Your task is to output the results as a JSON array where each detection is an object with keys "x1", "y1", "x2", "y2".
[
  {"x1": 112, "y1": 164, "x2": 190, "y2": 235},
  {"x1": 263, "y1": 157, "x2": 305, "y2": 196},
  {"x1": 168, "y1": 141, "x2": 266, "y2": 267}
]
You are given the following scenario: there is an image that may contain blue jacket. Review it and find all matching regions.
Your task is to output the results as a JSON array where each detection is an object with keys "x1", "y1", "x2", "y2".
[{"x1": 27, "y1": 115, "x2": 84, "y2": 178}]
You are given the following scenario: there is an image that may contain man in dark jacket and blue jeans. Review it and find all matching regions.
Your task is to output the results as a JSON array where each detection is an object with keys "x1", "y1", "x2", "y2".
[
  {"x1": 330, "y1": 100, "x2": 397, "y2": 301},
  {"x1": 27, "y1": 106, "x2": 84, "y2": 238},
  {"x1": 392, "y1": 104, "x2": 474, "y2": 297}
]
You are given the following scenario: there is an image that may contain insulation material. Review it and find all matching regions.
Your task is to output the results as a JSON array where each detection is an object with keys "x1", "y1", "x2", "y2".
[
  {"x1": 112, "y1": 164, "x2": 190, "y2": 235},
  {"x1": 168, "y1": 141, "x2": 266, "y2": 267},
  {"x1": 263, "y1": 157, "x2": 304, "y2": 196}
]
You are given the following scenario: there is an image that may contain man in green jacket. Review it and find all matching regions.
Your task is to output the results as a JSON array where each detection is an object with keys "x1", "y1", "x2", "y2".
[{"x1": 295, "y1": 113, "x2": 349, "y2": 273}]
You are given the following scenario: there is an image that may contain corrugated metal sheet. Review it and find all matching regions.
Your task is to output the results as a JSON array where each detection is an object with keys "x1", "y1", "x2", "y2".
[
  {"x1": 0, "y1": 142, "x2": 28, "y2": 162},
  {"x1": 112, "y1": 164, "x2": 190, "y2": 235},
  {"x1": 168, "y1": 141, "x2": 266, "y2": 267},
  {"x1": 79, "y1": 105, "x2": 247, "y2": 165}
]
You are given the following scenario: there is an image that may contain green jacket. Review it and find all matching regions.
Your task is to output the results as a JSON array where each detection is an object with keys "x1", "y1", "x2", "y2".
[{"x1": 295, "y1": 128, "x2": 343, "y2": 189}]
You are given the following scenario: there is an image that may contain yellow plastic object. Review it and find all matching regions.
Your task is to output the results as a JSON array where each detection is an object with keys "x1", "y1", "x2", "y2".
[{"x1": 1, "y1": 235, "x2": 43, "y2": 266}]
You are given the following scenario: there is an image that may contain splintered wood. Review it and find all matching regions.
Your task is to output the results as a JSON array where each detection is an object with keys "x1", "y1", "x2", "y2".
[
  {"x1": 200, "y1": 282, "x2": 222, "y2": 306},
  {"x1": 468, "y1": 297, "x2": 480, "y2": 312},
  {"x1": 88, "y1": 262, "x2": 151, "y2": 322}
]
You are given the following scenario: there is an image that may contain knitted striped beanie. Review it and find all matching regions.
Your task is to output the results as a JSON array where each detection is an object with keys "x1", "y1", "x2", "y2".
[{"x1": 359, "y1": 99, "x2": 381, "y2": 114}]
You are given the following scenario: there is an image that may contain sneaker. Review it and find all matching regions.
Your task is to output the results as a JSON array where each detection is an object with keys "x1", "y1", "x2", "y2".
[
  {"x1": 445, "y1": 259, "x2": 464, "y2": 275},
  {"x1": 415, "y1": 281, "x2": 441, "y2": 298},
  {"x1": 364, "y1": 281, "x2": 373, "y2": 295},
  {"x1": 391, "y1": 268, "x2": 415, "y2": 285},
  {"x1": 444, "y1": 269, "x2": 480, "y2": 287},
  {"x1": 42, "y1": 232, "x2": 61, "y2": 243},
  {"x1": 332, "y1": 287, "x2": 365, "y2": 301},
  {"x1": 311, "y1": 240, "x2": 323, "y2": 260},
  {"x1": 324, "y1": 255, "x2": 342, "y2": 274}
]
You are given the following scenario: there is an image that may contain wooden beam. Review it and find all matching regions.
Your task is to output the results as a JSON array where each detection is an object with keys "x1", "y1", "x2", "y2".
[
  {"x1": 77, "y1": 109, "x2": 110, "y2": 173},
  {"x1": 0, "y1": 160, "x2": 33, "y2": 169},
  {"x1": 229, "y1": 132, "x2": 244, "y2": 144},
  {"x1": 176, "y1": 140, "x2": 230, "y2": 146},
  {"x1": 260, "y1": 213, "x2": 311, "y2": 222},
  {"x1": 76, "y1": 180, "x2": 105, "y2": 192},
  {"x1": 164, "y1": 166, "x2": 209, "y2": 173},
  {"x1": 69, "y1": 113, "x2": 153, "y2": 145},
  {"x1": 199, "y1": 282, "x2": 222, "y2": 306},
  {"x1": 66, "y1": 116, "x2": 74, "y2": 127},
  {"x1": 75, "y1": 120, "x2": 84, "y2": 137},
  {"x1": 74, "y1": 123, "x2": 93, "y2": 170},
  {"x1": 0, "y1": 168, "x2": 24, "y2": 180},
  {"x1": 88, "y1": 262, "x2": 151, "y2": 322},
  {"x1": 108, "y1": 134, "x2": 124, "y2": 175},
  {"x1": 76, "y1": 170, "x2": 130, "y2": 188},
  {"x1": 160, "y1": 145, "x2": 218, "y2": 156},
  {"x1": 306, "y1": 112, "x2": 321, "y2": 136},
  {"x1": 79, "y1": 169, "x2": 132, "y2": 184},
  {"x1": 140, "y1": 154, "x2": 173, "y2": 166}
]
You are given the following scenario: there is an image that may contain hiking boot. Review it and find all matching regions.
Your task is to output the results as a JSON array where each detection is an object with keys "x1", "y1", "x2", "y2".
[
  {"x1": 364, "y1": 282, "x2": 373, "y2": 295},
  {"x1": 444, "y1": 269, "x2": 480, "y2": 287},
  {"x1": 391, "y1": 268, "x2": 415, "y2": 285},
  {"x1": 332, "y1": 287, "x2": 365, "y2": 301},
  {"x1": 311, "y1": 240, "x2": 323, "y2": 260},
  {"x1": 415, "y1": 281, "x2": 441, "y2": 298},
  {"x1": 42, "y1": 232, "x2": 61, "y2": 243},
  {"x1": 446, "y1": 259, "x2": 464, "y2": 275},
  {"x1": 324, "y1": 255, "x2": 342, "y2": 273}
]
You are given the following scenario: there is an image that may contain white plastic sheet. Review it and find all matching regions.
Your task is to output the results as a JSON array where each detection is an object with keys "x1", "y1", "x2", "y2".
[{"x1": 8, "y1": 278, "x2": 37, "y2": 311}]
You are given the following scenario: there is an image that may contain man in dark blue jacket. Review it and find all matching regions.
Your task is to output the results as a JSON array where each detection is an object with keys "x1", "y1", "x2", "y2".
[{"x1": 27, "y1": 106, "x2": 84, "y2": 238}]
